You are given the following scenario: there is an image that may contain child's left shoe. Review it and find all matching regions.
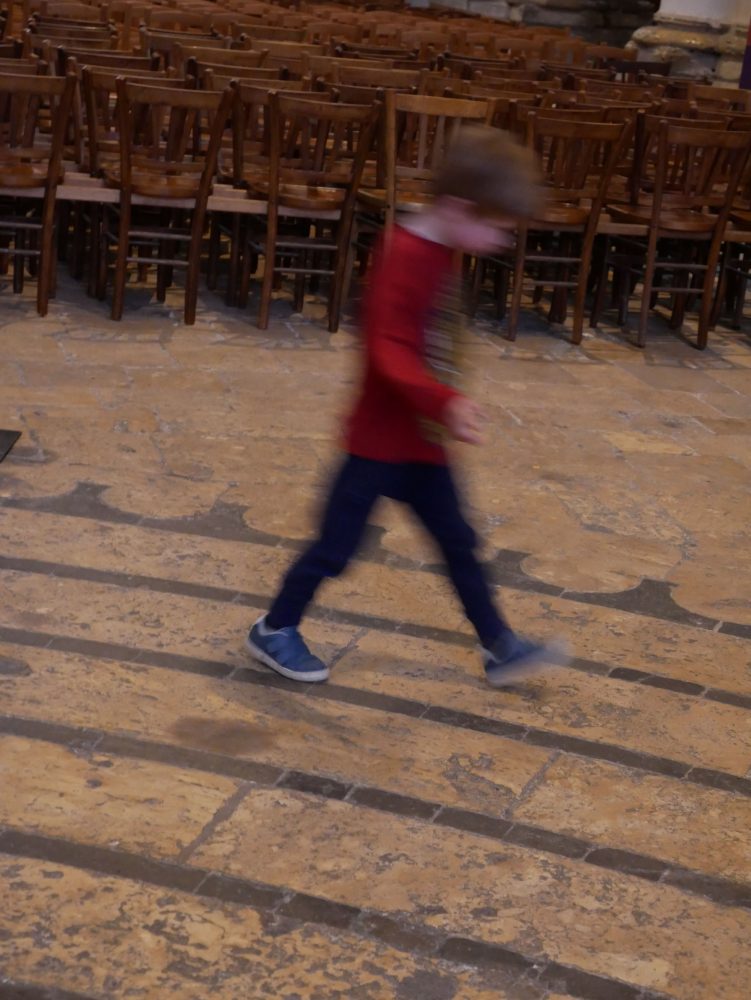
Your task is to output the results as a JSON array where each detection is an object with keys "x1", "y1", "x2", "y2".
[
  {"x1": 246, "y1": 616, "x2": 330, "y2": 683},
  {"x1": 483, "y1": 631, "x2": 570, "y2": 687}
]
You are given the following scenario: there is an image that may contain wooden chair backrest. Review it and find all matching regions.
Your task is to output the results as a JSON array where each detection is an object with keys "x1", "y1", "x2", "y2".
[
  {"x1": 0, "y1": 72, "x2": 76, "y2": 192},
  {"x1": 691, "y1": 84, "x2": 751, "y2": 113},
  {"x1": 527, "y1": 114, "x2": 632, "y2": 214},
  {"x1": 303, "y1": 54, "x2": 393, "y2": 78},
  {"x1": 382, "y1": 90, "x2": 491, "y2": 223},
  {"x1": 175, "y1": 46, "x2": 267, "y2": 72},
  {"x1": 267, "y1": 90, "x2": 379, "y2": 208},
  {"x1": 56, "y1": 47, "x2": 159, "y2": 75},
  {"x1": 115, "y1": 79, "x2": 234, "y2": 197}
]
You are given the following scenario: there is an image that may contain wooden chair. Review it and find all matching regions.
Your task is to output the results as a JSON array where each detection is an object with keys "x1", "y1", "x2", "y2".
[
  {"x1": 238, "y1": 91, "x2": 379, "y2": 330},
  {"x1": 24, "y1": 25, "x2": 117, "y2": 57},
  {"x1": 29, "y1": 14, "x2": 112, "y2": 32},
  {"x1": 359, "y1": 90, "x2": 492, "y2": 228},
  {"x1": 306, "y1": 21, "x2": 363, "y2": 47},
  {"x1": 0, "y1": 72, "x2": 76, "y2": 314},
  {"x1": 303, "y1": 54, "x2": 394, "y2": 79},
  {"x1": 317, "y1": 81, "x2": 385, "y2": 105},
  {"x1": 140, "y1": 28, "x2": 230, "y2": 68},
  {"x1": 173, "y1": 45, "x2": 268, "y2": 74},
  {"x1": 330, "y1": 65, "x2": 425, "y2": 91},
  {"x1": 238, "y1": 25, "x2": 307, "y2": 43},
  {"x1": 593, "y1": 122, "x2": 751, "y2": 348},
  {"x1": 440, "y1": 54, "x2": 517, "y2": 80},
  {"x1": 209, "y1": 77, "x2": 317, "y2": 301},
  {"x1": 609, "y1": 58, "x2": 671, "y2": 82},
  {"x1": 690, "y1": 83, "x2": 751, "y2": 113},
  {"x1": 337, "y1": 42, "x2": 416, "y2": 62},
  {"x1": 0, "y1": 56, "x2": 42, "y2": 75},
  {"x1": 194, "y1": 63, "x2": 283, "y2": 90},
  {"x1": 708, "y1": 147, "x2": 751, "y2": 329},
  {"x1": 27, "y1": 20, "x2": 117, "y2": 46},
  {"x1": 542, "y1": 37, "x2": 587, "y2": 66},
  {"x1": 142, "y1": 10, "x2": 216, "y2": 34},
  {"x1": 580, "y1": 79, "x2": 661, "y2": 103},
  {"x1": 502, "y1": 115, "x2": 633, "y2": 344},
  {"x1": 0, "y1": 40, "x2": 24, "y2": 58},
  {"x1": 100, "y1": 81, "x2": 234, "y2": 323},
  {"x1": 54, "y1": 47, "x2": 159, "y2": 76},
  {"x1": 23, "y1": 2, "x2": 107, "y2": 22},
  {"x1": 81, "y1": 65, "x2": 182, "y2": 175},
  {"x1": 585, "y1": 44, "x2": 635, "y2": 69}
]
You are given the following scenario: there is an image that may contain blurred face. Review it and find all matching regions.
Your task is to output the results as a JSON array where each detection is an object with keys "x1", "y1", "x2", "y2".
[{"x1": 440, "y1": 198, "x2": 516, "y2": 255}]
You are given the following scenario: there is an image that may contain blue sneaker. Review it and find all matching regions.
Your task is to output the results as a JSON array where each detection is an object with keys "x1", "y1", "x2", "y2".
[
  {"x1": 483, "y1": 631, "x2": 570, "y2": 687},
  {"x1": 246, "y1": 616, "x2": 330, "y2": 683}
]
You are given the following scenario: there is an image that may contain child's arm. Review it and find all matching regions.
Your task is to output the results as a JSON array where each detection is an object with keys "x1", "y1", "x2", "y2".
[
  {"x1": 444, "y1": 396, "x2": 485, "y2": 445},
  {"x1": 365, "y1": 251, "x2": 461, "y2": 427}
]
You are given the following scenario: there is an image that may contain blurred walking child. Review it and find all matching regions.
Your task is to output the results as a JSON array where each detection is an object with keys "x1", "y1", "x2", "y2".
[{"x1": 247, "y1": 125, "x2": 568, "y2": 684}]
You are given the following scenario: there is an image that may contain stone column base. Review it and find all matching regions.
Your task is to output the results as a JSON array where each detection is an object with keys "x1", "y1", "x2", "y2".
[
  {"x1": 630, "y1": 14, "x2": 746, "y2": 83},
  {"x1": 411, "y1": 1, "x2": 659, "y2": 47}
]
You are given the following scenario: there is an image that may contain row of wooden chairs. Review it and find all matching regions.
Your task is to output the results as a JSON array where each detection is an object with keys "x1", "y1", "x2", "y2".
[
  {"x1": 3, "y1": 2, "x2": 751, "y2": 347},
  {"x1": 3, "y1": 60, "x2": 751, "y2": 350}
]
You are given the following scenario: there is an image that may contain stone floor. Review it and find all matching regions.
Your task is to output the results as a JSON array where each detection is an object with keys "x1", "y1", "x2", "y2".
[{"x1": 0, "y1": 271, "x2": 750, "y2": 1000}]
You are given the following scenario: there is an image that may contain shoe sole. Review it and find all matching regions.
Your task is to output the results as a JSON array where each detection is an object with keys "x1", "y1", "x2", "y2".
[
  {"x1": 245, "y1": 635, "x2": 330, "y2": 683},
  {"x1": 484, "y1": 638, "x2": 571, "y2": 688}
]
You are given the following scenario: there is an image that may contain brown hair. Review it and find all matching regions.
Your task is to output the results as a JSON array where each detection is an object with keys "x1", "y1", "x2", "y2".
[{"x1": 433, "y1": 124, "x2": 543, "y2": 220}]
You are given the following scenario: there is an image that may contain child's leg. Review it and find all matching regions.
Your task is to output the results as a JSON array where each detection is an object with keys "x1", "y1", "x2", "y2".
[
  {"x1": 407, "y1": 464, "x2": 510, "y2": 649},
  {"x1": 266, "y1": 455, "x2": 393, "y2": 630}
]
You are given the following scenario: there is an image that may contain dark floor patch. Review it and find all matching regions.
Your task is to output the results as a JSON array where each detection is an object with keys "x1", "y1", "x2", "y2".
[
  {"x1": 0, "y1": 430, "x2": 21, "y2": 464},
  {"x1": 0, "y1": 656, "x2": 31, "y2": 677},
  {"x1": 169, "y1": 717, "x2": 275, "y2": 755},
  {"x1": 395, "y1": 970, "x2": 457, "y2": 1000},
  {"x1": 0, "y1": 982, "x2": 100, "y2": 1000},
  {"x1": 564, "y1": 578, "x2": 718, "y2": 630}
]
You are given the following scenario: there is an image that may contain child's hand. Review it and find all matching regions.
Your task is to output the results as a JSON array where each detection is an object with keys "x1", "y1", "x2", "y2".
[{"x1": 444, "y1": 396, "x2": 486, "y2": 445}]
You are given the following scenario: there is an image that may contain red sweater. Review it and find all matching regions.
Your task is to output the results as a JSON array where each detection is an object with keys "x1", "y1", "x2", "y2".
[{"x1": 346, "y1": 226, "x2": 461, "y2": 465}]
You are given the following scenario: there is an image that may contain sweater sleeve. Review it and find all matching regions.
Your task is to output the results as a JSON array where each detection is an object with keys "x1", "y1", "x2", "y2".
[{"x1": 364, "y1": 239, "x2": 461, "y2": 424}]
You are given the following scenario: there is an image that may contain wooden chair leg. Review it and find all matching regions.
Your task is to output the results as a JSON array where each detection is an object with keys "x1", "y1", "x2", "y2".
[
  {"x1": 589, "y1": 243, "x2": 610, "y2": 328},
  {"x1": 338, "y1": 215, "x2": 359, "y2": 319},
  {"x1": 697, "y1": 239, "x2": 724, "y2": 350},
  {"x1": 468, "y1": 255, "x2": 483, "y2": 318},
  {"x1": 185, "y1": 214, "x2": 206, "y2": 327},
  {"x1": 206, "y1": 216, "x2": 221, "y2": 292},
  {"x1": 111, "y1": 201, "x2": 131, "y2": 321},
  {"x1": 293, "y1": 270, "x2": 306, "y2": 313},
  {"x1": 572, "y1": 235, "x2": 595, "y2": 345},
  {"x1": 237, "y1": 236, "x2": 254, "y2": 309},
  {"x1": 667, "y1": 240, "x2": 694, "y2": 330},
  {"x1": 226, "y1": 215, "x2": 242, "y2": 306},
  {"x1": 506, "y1": 227, "x2": 527, "y2": 341},
  {"x1": 495, "y1": 262, "x2": 509, "y2": 321},
  {"x1": 13, "y1": 228, "x2": 25, "y2": 294},
  {"x1": 712, "y1": 243, "x2": 739, "y2": 330},
  {"x1": 37, "y1": 216, "x2": 56, "y2": 317},
  {"x1": 732, "y1": 257, "x2": 748, "y2": 329},
  {"x1": 258, "y1": 215, "x2": 278, "y2": 330},
  {"x1": 638, "y1": 235, "x2": 660, "y2": 348},
  {"x1": 329, "y1": 219, "x2": 353, "y2": 334},
  {"x1": 156, "y1": 229, "x2": 169, "y2": 302},
  {"x1": 96, "y1": 211, "x2": 109, "y2": 301}
]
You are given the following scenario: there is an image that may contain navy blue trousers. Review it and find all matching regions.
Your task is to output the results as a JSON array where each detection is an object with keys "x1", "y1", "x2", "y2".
[{"x1": 266, "y1": 455, "x2": 509, "y2": 648}]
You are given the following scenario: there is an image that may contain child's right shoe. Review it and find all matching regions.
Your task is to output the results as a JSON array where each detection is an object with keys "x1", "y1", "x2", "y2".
[
  {"x1": 483, "y1": 631, "x2": 570, "y2": 687},
  {"x1": 246, "y1": 616, "x2": 330, "y2": 683}
]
